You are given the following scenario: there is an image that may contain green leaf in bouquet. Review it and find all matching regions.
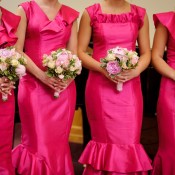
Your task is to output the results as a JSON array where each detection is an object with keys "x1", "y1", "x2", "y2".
[{"x1": 47, "y1": 72, "x2": 54, "y2": 77}]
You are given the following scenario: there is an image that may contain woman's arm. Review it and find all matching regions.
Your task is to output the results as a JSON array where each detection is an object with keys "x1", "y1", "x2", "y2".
[
  {"x1": 119, "y1": 13, "x2": 151, "y2": 82},
  {"x1": 152, "y1": 23, "x2": 175, "y2": 80},
  {"x1": 67, "y1": 20, "x2": 78, "y2": 54},
  {"x1": 78, "y1": 10, "x2": 103, "y2": 73},
  {"x1": 136, "y1": 13, "x2": 151, "y2": 74},
  {"x1": 78, "y1": 10, "x2": 119, "y2": 82}
]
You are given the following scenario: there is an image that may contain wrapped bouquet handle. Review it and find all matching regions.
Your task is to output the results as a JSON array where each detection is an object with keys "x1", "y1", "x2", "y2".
[
  {"x1": 54, "y1": 91, "x2": 60, "y2": 98},
  {"x1": 116, "y1": 82, "x2": 123, "y2": 92},
  {"x1": 2, "y1": 94, "x2": 8, "y2": 101}
]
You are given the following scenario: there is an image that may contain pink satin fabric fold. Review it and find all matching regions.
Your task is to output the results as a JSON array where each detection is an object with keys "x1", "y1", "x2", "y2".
[{"x1": 0, "y1": 91, "x2": 15, "y2": 175}]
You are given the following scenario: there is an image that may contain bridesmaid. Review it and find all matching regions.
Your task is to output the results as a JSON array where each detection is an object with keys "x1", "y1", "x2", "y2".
[
  {"x1": 0, "y1": 2, "x2": 20, "y2": 175},
  {"x1": 12, "y1": 0, "x2": 79, "y2": 174},
  {"x1": 151, "y1": 11, "x2": 175, "y2": 175},
  {"x1": 78, "y1": 0, "x2": 152, "y2": 174}
]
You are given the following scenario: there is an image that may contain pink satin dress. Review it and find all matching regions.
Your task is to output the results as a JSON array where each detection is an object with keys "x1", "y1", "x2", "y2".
[
  {"x1": 12, "y1": 1, "x2": 79, "y2": 175},
  {"x1": 0, "y1": 7, "x2": 20, "y2": 175},
  {"x1": 151, "y1": 12, "x2": 175, "y2": 175},
  {"x1": 78, "y1": 4, "x2": 152, "y2": 175}
]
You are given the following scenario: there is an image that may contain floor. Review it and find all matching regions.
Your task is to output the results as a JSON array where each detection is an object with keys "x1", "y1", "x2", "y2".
[{"x1": 13, "y1": 115, "x2": 158, "y2": 175}]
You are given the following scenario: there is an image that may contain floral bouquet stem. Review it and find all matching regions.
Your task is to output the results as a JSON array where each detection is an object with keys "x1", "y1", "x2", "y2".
[
  {"x1": 54, "y1": 91, "x2": 60, "y2": 98},
  {"x1": 116, "y1": 82, "x2": 123, "y2": 92},
  {"x1": 2, "y1": 94, "x2": 8, "y2": 101}
]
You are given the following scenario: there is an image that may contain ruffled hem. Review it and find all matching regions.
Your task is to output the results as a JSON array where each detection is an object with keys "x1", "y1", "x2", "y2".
[
  {"x1": 153, "y1": 12, "x2": 175, "y2": 41},
  {"x1": 12, "y1": 144, "x2": 53, "y2": 175},
  {"x1": 79, "y1": 140, "x2": 152, "y2": 173},
  {"x1": 0, "y1": 7, "x2": 20, "y2": 47},
  {"x1": 151, "y1": 151, "x2": 175, "y2": 175},
  {"x1": 86, "y1": 4, "x2": 145, "y2": 29}
]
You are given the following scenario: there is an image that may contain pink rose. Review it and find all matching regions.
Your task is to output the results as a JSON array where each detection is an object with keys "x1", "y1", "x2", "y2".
[
  {"x1": 15, "y1": 65, "x2": 26, "y2": 78},
  {"x1": 56, "y1": 52, "x2": 69, "y2": 67},
  {"x1": 0, "y1": 63, "x2": 8, "y2": 71},
  {"x1": 131, "y1": 55, "x2": 139, "y2": 65},
  {"x1": 112, "y1": 47, "x2": 126, "y2": 56},
  {"x1": 106, "y1": 61, "x2": 121, "y2": 75}
]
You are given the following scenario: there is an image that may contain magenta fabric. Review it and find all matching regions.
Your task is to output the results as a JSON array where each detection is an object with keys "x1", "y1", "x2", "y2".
[
  {"x1": 78, "y1": 3, "x2": 152, "y2": 175},
  {"x1": 12, "y1": 1, "x2": 79, "y2": 175},
  {"x1": 0, "y1": 6, "x2": 19, "y2": 175},
  {"x1": 0, "y1": 91, "x2": 15, "y2": 175},
  {"x1": 151, "y1": 12, "x2": 175, "y2": 175},
  {"x1": 0, "y1": 7, "x2": 20, "y2": 48}
]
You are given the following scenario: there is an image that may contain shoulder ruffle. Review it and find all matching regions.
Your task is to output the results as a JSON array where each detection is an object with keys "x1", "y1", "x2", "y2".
[
  {"x1": 41, "y1": 5, "x2": 79, "y2": 33},
  {"x1": 0, "y1": 7, "x2": 20, "y2": 48},
  {"x1": 79, "y1": 140, "x2": 152, "y2": 172},
  {"x1": 59, "y1": 5, "x2": 79, "y2": 25},
  {"x1": 86, "y1": 4, "x2": 146, "y2": 29},
  {"x1": 132, "y1": 4, "x2": 146, "y2": 29},
  {"x1": 12, "y1": 144, "x2": 53, "y2": 175},
  {"x1": 153, "y1": 12, "x2": 175, "y2": 40},
  {"x1": 19, "y1": 2, "x2": 31, "y2": 21},
  {"x1": 19, "y1": 1, "x2": 30, "y2": 12}
]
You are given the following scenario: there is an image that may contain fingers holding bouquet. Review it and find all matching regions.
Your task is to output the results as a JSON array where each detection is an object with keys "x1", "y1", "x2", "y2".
[
  {"x1": 0, "y1": 47, "x2": 27, "y2": 101},
  {"x1": 0, "y1": 80, "x2": 15, "y2": 101},
  {"x1": 100, "y1": 46, "x2": 139, "y2": 91},
  {"x1": 116, "y1": 69, "x2": 139, "y2": 82},
  {"x1": 0, "y1": 78, "x2": 15, "y2": 93},
  {"x1": 42, "y1": 48, "x2": 82, "y2": 98}
]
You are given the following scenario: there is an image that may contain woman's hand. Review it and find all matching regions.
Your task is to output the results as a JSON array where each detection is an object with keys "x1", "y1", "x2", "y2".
[
  {"x1": 0, "y1": 77, "x2": 15, "y2": 95},
  {"x1": 100, "y1": 67, "x2": 126, "y2": 84},
  {"x1": 115, "y1": 69, "x2": 140, "y2": 83},
  {"x1": 51, "y1": 78, "x2": 73, "y2": 92},
  {"x1": 100, "y1": 67, "x2": 140, "y2": 84},
  {"x1": 38, "y1": 71, "x2": 72, "y2": 92}
]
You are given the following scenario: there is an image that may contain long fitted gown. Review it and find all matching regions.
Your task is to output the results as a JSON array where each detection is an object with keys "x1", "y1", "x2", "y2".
[
  {"x1": 151, "y1": 12, "x2": 175, "y2": 175},
  {"x1": 78, "y1": 3, "x2": 152, "y2": 175},
  {"x1": 0, "y1": 7, "x2": 20, "y2": 175},
  {"x1": 12, "y1": 1, "x2": 79, "y2": 175}
]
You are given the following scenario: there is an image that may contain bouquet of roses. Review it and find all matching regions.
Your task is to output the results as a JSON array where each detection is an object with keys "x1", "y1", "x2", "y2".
[
  {"x1": 100, "y1": 46, "x2": 139, "y2": 91},
  {"x1": 0, "y1": 47, "x2": 27, "y2": 101},
  {"x1": 42, "y1": 48, "x2": 82, "y2": 98}
]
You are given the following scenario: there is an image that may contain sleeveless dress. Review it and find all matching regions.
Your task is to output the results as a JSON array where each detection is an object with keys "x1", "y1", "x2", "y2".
[
  {"x1": 0, "y1": 7, "x2": 20, "y2": 175},
  {"x1": 78, "y1": 4, "x2": 152, "y2": 175},
  {"x1": 12, "y1": 1, "x2": 79, "y2": 175},
  {"x1": 151, "y1": 12, "x2": 175, "y2": 175}
]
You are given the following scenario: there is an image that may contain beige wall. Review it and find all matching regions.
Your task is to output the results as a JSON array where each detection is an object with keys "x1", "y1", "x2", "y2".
[{"x1": 1, "y1": 0, "x2": 174, "y2": 46}]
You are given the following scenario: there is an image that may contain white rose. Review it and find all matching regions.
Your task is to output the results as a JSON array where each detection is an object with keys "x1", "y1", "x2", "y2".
[
  {"x1": 11, "y1": 59, "x2": 19, "y2": 67},
  {"x1": 55, "y1": 67, "x2": 63, "y2": 74},
  {"x1": 106, "y1": 53, "x2": 116, "y2": 61},
  {"x1": 127, "y1": 51, "x2": 134, "y2": 58},
  {"x1": 70, "y1": 66, "x2": 76, "y2": 71},
  {"x1": 48, "y1": 61, "x2": 55, "y2": 69}
]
